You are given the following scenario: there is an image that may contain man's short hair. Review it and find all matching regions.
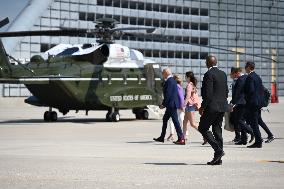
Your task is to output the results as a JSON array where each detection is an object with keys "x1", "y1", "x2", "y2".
[
  {"x1": 245, "y1": 61, "x2": 255, "y2": 70},
  {"x1": 230, "y1": 67, "x2": 237, "y2": 74},
  {"x1": 206, "y1": 55, "x2": 217, "y2": 66},
  {"x1": 231, "y1": 67, "x2": 242, "y2": 74}
]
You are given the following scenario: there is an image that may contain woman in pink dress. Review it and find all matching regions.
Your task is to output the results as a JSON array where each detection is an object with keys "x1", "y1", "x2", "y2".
[{"x1": 183, "y1": 71, "x2": 201, "y2": 141}]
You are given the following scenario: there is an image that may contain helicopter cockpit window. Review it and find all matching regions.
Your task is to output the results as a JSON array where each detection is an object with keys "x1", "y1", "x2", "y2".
[
  {"x1": 57, "y1": 47, "x2": 79, "y2": 56},
  {"x1": 82, "y1": 44, "x2": 93, "y2": 49},
  {"x1": 130, "y1": 50, "x2": 138, "y2": 60}
]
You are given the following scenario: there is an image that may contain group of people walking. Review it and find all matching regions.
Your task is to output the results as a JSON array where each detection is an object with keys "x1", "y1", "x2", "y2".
[{"x1": 153, "y1": 55, "x2": 274, "y2": 165}]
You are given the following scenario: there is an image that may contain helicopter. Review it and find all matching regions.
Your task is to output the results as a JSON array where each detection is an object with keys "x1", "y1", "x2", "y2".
[{"x1": 0, "y1": 17, "x2": 163, "y2": 122}]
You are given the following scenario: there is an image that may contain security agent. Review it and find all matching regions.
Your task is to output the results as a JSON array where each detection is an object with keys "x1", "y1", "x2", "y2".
[
  {"x1": 230, "y1": 67, "x2": 254, "y2": 145},
  {"x1": 198, "y1": 55, "x2": 229, "y2": 165},
  {"x1": 244, "y1": 61, "x2": 264, "y2": 148}
]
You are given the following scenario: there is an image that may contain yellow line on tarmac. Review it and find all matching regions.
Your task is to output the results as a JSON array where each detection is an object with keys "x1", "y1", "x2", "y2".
[{"x1": 258, "y1": 160, "x2": 284, "y2": 163}]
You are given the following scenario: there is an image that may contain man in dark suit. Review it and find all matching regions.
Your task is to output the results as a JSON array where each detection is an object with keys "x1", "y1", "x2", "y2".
[
  {"x1": 198, "y1": 55, "x2": 228, "y2": 165},
  {"x1": 244, "y1": 61, "x2": 264, "y2": 148},
  {"x1": 153, "y1": 68, "x2": 185, "y2": 145},
  {"x1": 231, "y1": 67, "x2": 254, "y2": 145}
]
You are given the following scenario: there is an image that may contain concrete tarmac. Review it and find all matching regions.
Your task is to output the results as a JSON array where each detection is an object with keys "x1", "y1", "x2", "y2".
[{"x1": 0, "y1": 97, "x2": 283, "y2": 189}]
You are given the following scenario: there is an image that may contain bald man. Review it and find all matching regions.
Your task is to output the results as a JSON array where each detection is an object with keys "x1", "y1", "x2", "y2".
[
  {"x1": 198, "y1": 55, "x2": 229, "y2": 165},
  {"x1": 153, "y1": 68, "x2": 185, "y2": 145}
]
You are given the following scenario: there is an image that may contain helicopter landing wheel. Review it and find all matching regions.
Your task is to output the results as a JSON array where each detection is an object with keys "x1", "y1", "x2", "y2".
[
  {"x1": 44, "y1": 111, "x2": 58, "y2": 122},
  {"x1": 141, "y1": 110, "x2": 149, "y2": 120},
  {"x1": 106, "y1": 111, "x2": 113, "y2": 122},
  {"x1": 44, "y1": 111, "x2": 50, "y2": 122},
  {"x1": 111, "y1": 111, "x2": 120, "y2": 122},
  {"x1": 50, "y1": 111, "x2": 58, "y2": 121},
  {"x1": 135, "y1": 113, "x2": 142, "y2": 119},
  {"x1": 134, "y1": 109, "x2": 149, "y2": 120}
]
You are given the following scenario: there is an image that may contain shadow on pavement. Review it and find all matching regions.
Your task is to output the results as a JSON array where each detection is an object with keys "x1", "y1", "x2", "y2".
[
  {"x1": 0, "y1": 117, "x2": 143, "y2": 124},
  {"x1": 144, "y1": 162, "x2": 188, "y2": 166},
  {"x1": 126, "y1": 141, "x2": 154, "y2": 144}
]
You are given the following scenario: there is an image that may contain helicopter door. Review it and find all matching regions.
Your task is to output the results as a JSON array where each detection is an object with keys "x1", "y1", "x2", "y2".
[{"x1": 144, "y1": 64, "x2": 155, "y2": 89}]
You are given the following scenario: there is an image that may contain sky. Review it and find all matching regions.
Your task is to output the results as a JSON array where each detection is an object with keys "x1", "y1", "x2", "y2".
[{"x1": 0, "y1": 0, "x2": 30, "y2": 31}]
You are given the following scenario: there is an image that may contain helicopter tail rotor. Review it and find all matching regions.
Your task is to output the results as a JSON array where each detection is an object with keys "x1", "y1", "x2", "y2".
[{"x1": 0, "y1": 39, "x2": 12, "y2": 78}]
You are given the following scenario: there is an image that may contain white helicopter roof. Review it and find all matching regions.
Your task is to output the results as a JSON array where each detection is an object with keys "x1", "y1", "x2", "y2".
[
  {"x1": 41, "y1": 43, "x2": 159, "y2": 69},
  {"x1": 42, "y1": 43, "x2": 100, "y2": 59}
]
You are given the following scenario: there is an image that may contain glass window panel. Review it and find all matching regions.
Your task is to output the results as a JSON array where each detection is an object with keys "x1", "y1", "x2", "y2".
[
  {"x1": 200, "y1": 38, "x2": 208, "y2": 45},
  {"x1": 145, "y1": 19, "x2": 152, "y2": 26},
  {"x1": 161, "y1": 20, "x2": 167, "y2": 27},
  {"x1": 191, "y1": 52, "x2": 199, "y2": 59},
  {"x1": 191, "y1": 37, "x2": 199, "y2": 44},
  {"x1": 130, "y1": 17, "x2": 136, "y2": 25},
  {"x1": 168, "y1": 6, "x2": 175, "y2": 13},
  {"x1": 153, "y1": 19, "x2": 160, "y2": 27},
  {"x1": 138, "y1": 18, "x2": 144, "y2": 25},
  {"x1": 122, "y1": 16, "x2": 128, "y2": 24},
  {"x1": 191, "y1": 8, "x2": 199, "y2": 15},
  {"x1": 113, "y1": 0, "x2": 120, "y2": 7},
  {"x1": 191, "y1": 23, "x2": 199, "y2": 30},
  {"x1": 153, "y1": 4, "x2": 159, "y2": 12},
  {"x1": 122, "y1": 1, "x2": 128, "y2": 8},
  {"x1": 79, "y1": 12, "x2": 86, "y2": 20},
  {"x1": 146, "y1": 3, "x2": 152, "y2": 11},
  {"x1": 176, "y1": 21, "x2": 182, "y2": 29},
  {"x1": 183, "y1": 7, "x2": 189, "y2": 15},
  {"x1": 200, "y1": 8, "x2": 208, "y2": 16},
  {"x1": 97, "y1": 0, "x2": 103, "y2": 6},
  {"x1": 175, "y1": 6, "x2": 182, "y2": 14},
  {"x1": 200, "y1": 23, "x2": 208, "y2": 30},
  {"x1": 161, "y1": 5, "x2": 167, "y2": 12},
  {"x1": 138, "y1": 2, "x2": 144, "y2": 10},
  {"x1": 105, "y1": 0, "x2": 112, "y2": 6},
  {"x1": 87, "y1": 13, "x2": 94, "y2": 21},
  {"x1": 130, "y1": 1, "x2": 136, "y2": 9}
]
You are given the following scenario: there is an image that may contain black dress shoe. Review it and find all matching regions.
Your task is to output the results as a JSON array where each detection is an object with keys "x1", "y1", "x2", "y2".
[
  {"x1": 247, "y1": 142, "x2": 262, "y2": 148},
  {"x1": 207, "y1": 151, "x2": 225, "y2": 165},
  {"x1": 249, "y1": 134, "x2": 255, "y2": 143},
  {"x1": 202, "y1": 138, "x2": 208, "y2": 145},
  {"x1": 153, "y1": 137, "x2": 164, "y2": 143},
  {"x1": 265, "y1": 136, "x2": 275, "y2": 143},
  {"x1": 235, "y1": 141, "x2": 247, "y2": 145},
  {"x1": 207, "y1": 160, "x2": 222, "y2": 165}
]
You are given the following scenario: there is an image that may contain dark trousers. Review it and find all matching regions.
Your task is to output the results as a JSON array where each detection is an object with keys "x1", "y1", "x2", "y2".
[
  {"x1": 160, "y1": 107, "x2": 183, "y2": 140},
  {"x1": 198, "y1": 111, "x2": 224, "y2": 154},
  {"x1": 246, "y1": 107, "x2": 262, "y2": 143},
  {"x1": 233, "y1": 105, "x2": 253, "y2": 142},
  {"x1": 230, "y1": 111, "x2": 241, "y2": 140},
  {"x1": 258, "y1": 110, "x2": 273, "y2": 137}
]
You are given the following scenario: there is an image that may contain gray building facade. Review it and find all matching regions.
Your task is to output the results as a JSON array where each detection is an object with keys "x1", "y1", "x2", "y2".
[{"x1": 1, "y1": 0, "x2": 284, "y2": 96}]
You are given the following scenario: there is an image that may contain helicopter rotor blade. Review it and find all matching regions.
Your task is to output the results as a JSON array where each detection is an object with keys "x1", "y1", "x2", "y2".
[
  {"x1": 0, "y1": 29, "x2": 92, "y2": 37},
  {"x1": 112, "y1": 27, "x2": 156, "y2": 34},
  {"x1": 123, "y1": 32, "x2": 276, "y2": 62},
  {"x1": 0, "y1": 17, "x2": 9, "y2": 28}
]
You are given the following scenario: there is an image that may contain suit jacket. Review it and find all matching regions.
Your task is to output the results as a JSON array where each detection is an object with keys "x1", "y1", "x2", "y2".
[
  {"x1": 232, "y1": 74, "x2": 247, "y2": 105},
  {"x1": 244, "y1": 71, "x2": 263, "y2": 108},
  {"x1": 201, "y1": 67, "x2": 229, "y2": 112},
  {"x1": 162, "y1": 77, "x2": 180, "y2": 109}
]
